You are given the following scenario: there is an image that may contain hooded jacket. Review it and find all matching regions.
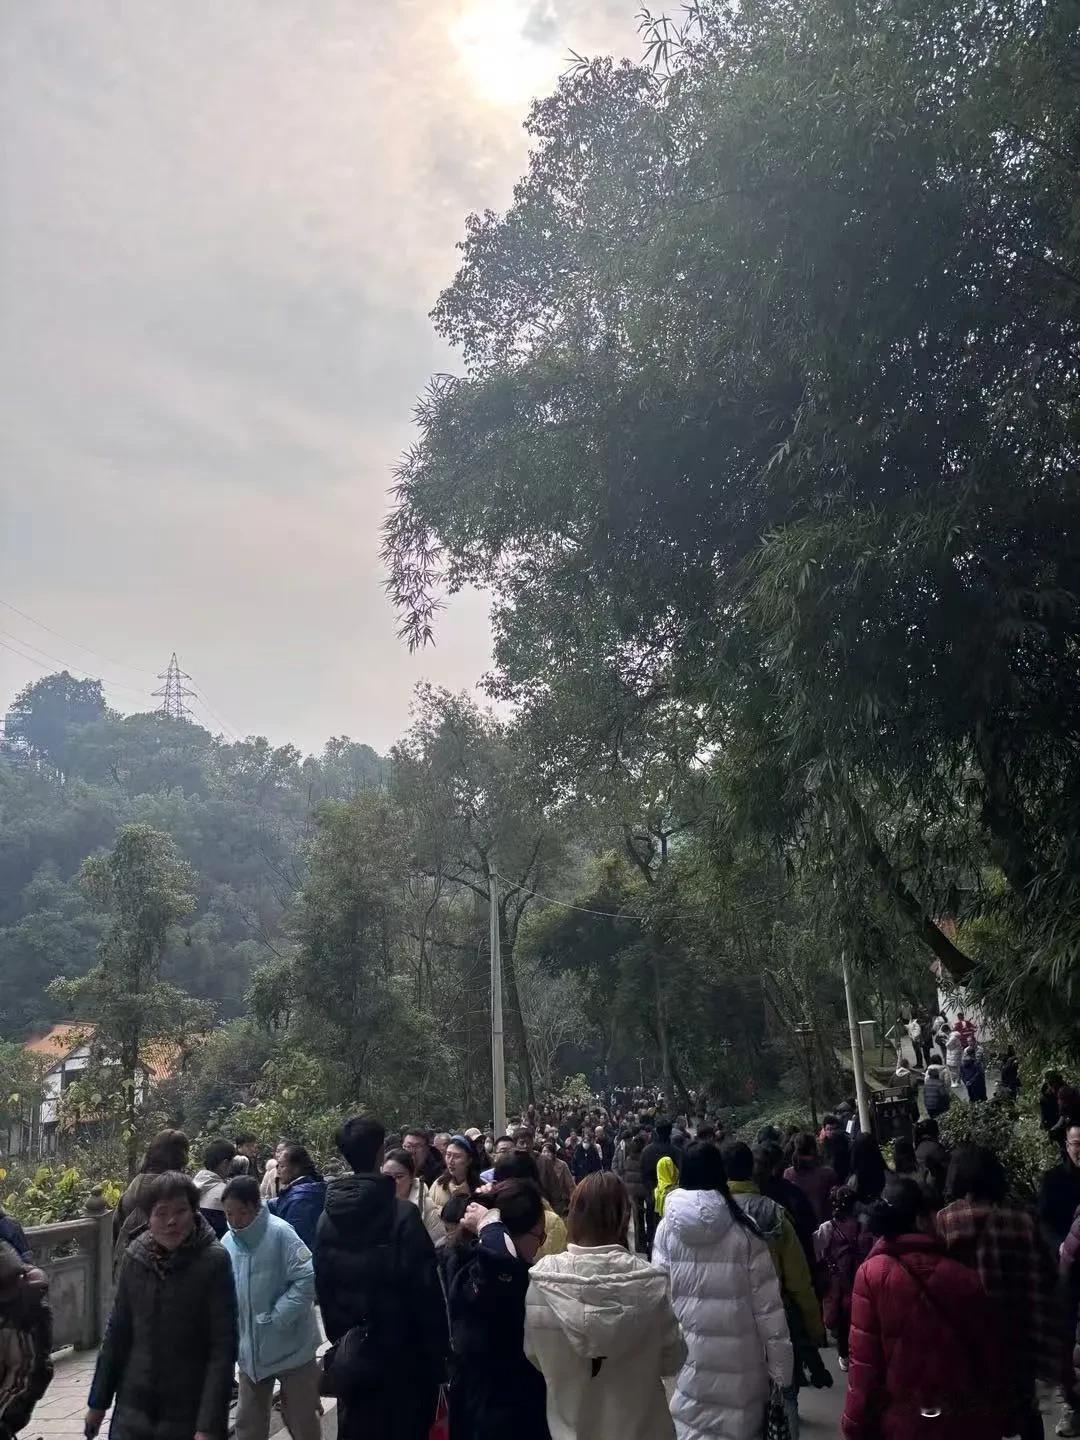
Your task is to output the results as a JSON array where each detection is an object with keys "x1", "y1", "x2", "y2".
[
  {"x1": 652, "y1": 1189, "x2": 792, "y2": 1440},
  {"x1": 192, "y1": 1169, "x2": 228, "y2": 1240},
  {"x1": 524, "y1": 1243, "x2": 685, "y2": 1440},
  {"x1": 223, "y1": 1205, "x2": 321, "y2": 1384},
  {"x1": 728, "y1": 1181, "x2": 823, "y2": 1345},
  {"x1": 269, "y1": 1175, "x2": 327, "y2": 1253},
  {"x1": 313, "y1": 1173, "x2": 447, "y2": 1384},
  {"x1": 89, "y1": 1216, "x2": 238, "y2": 1440},
  {"x1": 921, "y1": 1068, "x2": 951, "y2": 1118}
]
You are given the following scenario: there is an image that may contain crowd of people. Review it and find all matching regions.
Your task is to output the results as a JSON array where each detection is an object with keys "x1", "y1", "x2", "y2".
[{"x1": 3, "y1": 1070, "x2": 1080, "y2": 1440}]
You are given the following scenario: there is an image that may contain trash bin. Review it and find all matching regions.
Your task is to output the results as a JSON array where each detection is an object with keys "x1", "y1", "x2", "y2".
[{"x1": 872, "y1": 1091, "x2": 916, "y2": 1143}]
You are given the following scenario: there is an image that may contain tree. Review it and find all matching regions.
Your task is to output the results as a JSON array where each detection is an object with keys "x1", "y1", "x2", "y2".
[
  {"x1": 5, "y1": 673, "x2": 106, "y2": 778},
  {"x1": 385, "y1": 0, "x2": 1080, "y2": 1039},
  {"x1": 51, "y1": 824, "x2": 208, "y2": 1174}
]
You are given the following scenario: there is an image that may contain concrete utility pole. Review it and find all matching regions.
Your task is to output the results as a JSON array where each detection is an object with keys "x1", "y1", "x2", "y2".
[
  {"x1": 842, "y1": 947, "x2": 873, "y2": 1134},
  {"x1": 489, "y1": 872, "x2": 507, "y2": 1138}
]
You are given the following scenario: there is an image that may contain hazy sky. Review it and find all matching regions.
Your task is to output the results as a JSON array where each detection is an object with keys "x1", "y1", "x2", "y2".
[{"x1": 0, "y1": 0, "x2": 637, "y2": 754}]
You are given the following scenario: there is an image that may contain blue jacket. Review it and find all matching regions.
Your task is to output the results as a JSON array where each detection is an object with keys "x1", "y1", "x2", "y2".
[
  {"x1": 270, "y1": 1176, "x2": 327, "y2": 1252},
  {"x1": 223, "y1": 1205, "x2": 321, "y2": 1383},
  {"x1": 0, "y1": 1210, "x2": 31, "y2": 1260}
]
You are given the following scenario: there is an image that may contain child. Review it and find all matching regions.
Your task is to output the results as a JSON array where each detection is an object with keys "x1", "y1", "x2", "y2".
[
  {"x1": 0, "y1": 1241, "x2": 53, "y2": 1440},
  {"x1": 814, "y1": 1186, "x2": 872, "y2": 1372}
]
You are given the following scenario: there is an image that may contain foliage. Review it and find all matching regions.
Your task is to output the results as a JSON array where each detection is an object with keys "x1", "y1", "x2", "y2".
[
  {"x1": 2, "y1": 1162, "x2": 123, "y2": 1227},
  {"x1": 938, "y1": 1098, "x2": 1053, "y2": 1202}
]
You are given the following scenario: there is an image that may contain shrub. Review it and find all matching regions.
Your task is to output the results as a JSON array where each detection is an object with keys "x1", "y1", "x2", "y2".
[{"x1": 938, "y1": 1098, "x2": 1053, "y2": 1202}]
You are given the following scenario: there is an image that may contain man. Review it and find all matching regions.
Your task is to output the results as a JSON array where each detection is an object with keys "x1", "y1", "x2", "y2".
[
  {"x1": 432, "y1": 1133, "x2": 451, "y2": 1166},
  {"x1": 222, "y1": 1177, "x2": 322, "y2": 1440},
  {"x1": 593, "y1": 1125, "x2": 615, "y2": 1171},
  {"x1": 639, "y1": 1118, "x2": 680, "y2": 1256},
  {"x1": 193, "y1": 1138, "x2": 237, "y2": 1239},
  {"x1": 402, "y1": 1128, "x2": 443, "y2": 1187},
  {"x1": 480, "y1": 1135, "x2": 515, "y2": 1185},
  {"x1": 0, "y1": 1241, "x2": 52, "y2": 1440},
  {"x1": 570, "y1": 1129, "x2": 603, "y2": 1184},
  {"x1": 906, "y1": 1015, "x2": 925, "y2": 1068},
  {"x1": 513, "y1": 1126, "x2": 535, "y2": 1155},
  {"x1": 938, "y1": 1147, "x2": 1061, "y2": 1440},
  {"x1": 315, "y1": 1116, "x2": 447, "y2": 1440},
  {"x1": 234, "y1": 1132, "x2": 262, "y2": 1177}
]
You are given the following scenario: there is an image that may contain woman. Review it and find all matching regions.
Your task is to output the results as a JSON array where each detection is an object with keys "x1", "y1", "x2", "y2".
[
  {"x1": 86, "y1": 1172, "x2": 238, "y2": 1440},
  {"x1": 944, "y1": 1028, "x2": 965, "y2": 1090},
  {"x1": 814, "y1": 1186, "x2": 872, "y2": 1373},
  {"x1": 430, "y1": 1134, "x2": 482, "y2": 1212},
  {"x1": 784, "y1": 1133, "x2": 839, "y2": 1224},
  {"x1": 268, "y1": 1142, "x2": 327, "y2": 1252},
  {"x1": 652, "y1": 1141, "x2": 792, "y2": 1440},
  {"x1": 841, "y1": 1176, "x2": 1010, "y2": 1440},
  {"x1": 922, "y1": 1065, "x2": 952, "y2": 1120},
  {"x1": 525, "y1": 1172, "x2": 685, "y2": 1440},
  {"x1": 381, "y1": 1147, "x2": 445, "y2": 1243},
  {"x1": 112, "y1": 1129, "x2": 190, "y2": 1273},
  {"x1": 495, "y1": 1150, "x2": 568, "y2": 1256},
  {"x1": 538, "y1": 1142, "x2": 574, "y2": 1219},
  {"x1": 444, "y1": 1180, "x2": 551, "y2": 1440},
  {"x1": 848, "y1": 1134, "x2": 888, "y2": 1211},
  {"x1": 622, "y1": 1134, "x2": 649, "y2": 1254}
]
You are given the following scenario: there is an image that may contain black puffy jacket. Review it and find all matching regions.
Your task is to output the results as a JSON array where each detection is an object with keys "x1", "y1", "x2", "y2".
[{"x1": 314, "y1": 1173, "x2": 447, "y2": 1383}]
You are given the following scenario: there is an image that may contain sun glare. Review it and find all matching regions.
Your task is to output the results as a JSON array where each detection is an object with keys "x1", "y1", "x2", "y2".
[{"x1": 449, "y1": 1, "x2": 560, "y2": 110}]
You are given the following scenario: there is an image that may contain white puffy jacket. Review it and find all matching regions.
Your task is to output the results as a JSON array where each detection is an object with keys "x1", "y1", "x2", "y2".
[
  {"x1": 525, "y1": 1243, "x2": 685, "y2": 1440},
  {"x1": 652, "y1": 1188, "x2": 793, "y2": 1440}
]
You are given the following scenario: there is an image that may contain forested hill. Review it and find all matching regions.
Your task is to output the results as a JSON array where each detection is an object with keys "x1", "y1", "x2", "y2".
[{"x1": 0, "y1": 671, "x2": 388, "y2": 1037}]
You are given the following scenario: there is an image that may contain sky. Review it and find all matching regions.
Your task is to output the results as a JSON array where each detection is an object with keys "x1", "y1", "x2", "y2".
[{"x1": 0, "y1": 0, "x2": 638, "y2": 755}]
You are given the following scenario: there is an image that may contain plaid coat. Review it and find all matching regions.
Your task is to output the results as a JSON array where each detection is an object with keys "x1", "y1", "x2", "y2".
[{"x1": 936, "y1": 1200, "x2": 1063, "y2": 1389}]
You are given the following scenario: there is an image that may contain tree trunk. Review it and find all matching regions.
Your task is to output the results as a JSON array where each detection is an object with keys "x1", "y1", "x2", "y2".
[
  {"x1": 499, "y1": 917, "x2": 535, "y2": 1107},
  {"x1": 123, "y1": 1033, "x2": 139, "y2": 1179},
  {"x1": 651, "y1": 949, "x2": 675, "y2": 1111}
]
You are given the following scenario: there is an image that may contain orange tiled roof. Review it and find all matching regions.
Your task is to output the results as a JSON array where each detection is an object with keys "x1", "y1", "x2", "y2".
[{"x1": 24, "y1": 1024, "x2": 191, "y2": 1080}]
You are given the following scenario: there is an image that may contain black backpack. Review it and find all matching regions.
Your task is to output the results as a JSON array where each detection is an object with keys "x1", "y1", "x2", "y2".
[{"x1": 320, "y1": 1231, "x2": 406, "y2": 1395}]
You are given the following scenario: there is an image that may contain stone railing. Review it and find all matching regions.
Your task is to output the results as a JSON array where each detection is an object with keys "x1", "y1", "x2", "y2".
[{"x1": 26, "y1": 1188, "x2": 112, "y2": 1350}]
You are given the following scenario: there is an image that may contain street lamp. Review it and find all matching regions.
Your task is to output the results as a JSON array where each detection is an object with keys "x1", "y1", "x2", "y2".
[{"x1": 794, "y1": 1022, "x2": 818, "y2": 1130}]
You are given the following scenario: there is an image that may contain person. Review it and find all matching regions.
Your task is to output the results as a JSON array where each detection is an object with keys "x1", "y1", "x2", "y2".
[
  {"x1": 0, "y1": 1240, "x2": 53, "y2": 1440},
  {"x1": 0, "y1": 1206, "x2": 31, "y2": 1263},
  {"x1": 537, "y1": 1142, "x2": 574, "y2": 1219},
  {"x1": 722, "y1": 1141, "x2": 826, "y2": 1403},
  {"x1": 954, "y1": 1011, "x2": 977, "y2": 1048},
  {"x1": 784, "y1": 1133, "x2": 838, "y2": 1224},
  {"x1": 221, "y1": 1177, "x2": 322, "y2": 1440},
  {"x1": 640, "y1": 1120, "x2": 680, "y2": 1257},
  {"x1": 841, "y1": 1175, "x2": 1011, "y2": 1440},
  {"x1": 494, "y1": 1151, "x2": 568, "y2": 1257},
  {"x1": 433, "y1": 1133, "x2": 451, "y2": 1164},
  {"x1": 944, "y1": 1026, "x2": 965, "y2": 1089},
  {"x1": 814, "y1": 1187, "x2": 872, "y2": 1373},
  {"x1": 891, "y1": 1137, "x2": 917, "y2": 1176},
  {"x1": 847, "y1": 1133, "x2": 888, "y2": 1211},
  {"x1": 922, "y1": 1063, "x2": 951, "y2": 1119},
  {"x1": 524, "y1": 1171, "x2": 685, "y2": 1440},
  {"x1": 938, "y1": 1146, "x2": 1061, "y2": 1440},
  {"x1": 622, "y1": 1133, "x2": 649, "y2": 1254},
  {"x1": 381, "y1": 1148, "x2": 445, "y2": 1243},
  {"x1": 193, "y1": 1138, "x2": 237, "y2": 1239},
  {"x1": 906, "y1": 1015, "x2": 926, "y2": 1068},
  {"x1": 593, "y1": 1126, "x2": 615, "y2": 1171},
  {"x1": 1043, "y1": 1074, "x2": 1068, "y2": 1131},
  {"x1": 443, "y1": 1180, "x2": 551, "y2": 1440},
  {"x1": 931, "y1": 1012, "x2": 951, "y2": 1056},
  {"x1": 480, "y1": 1136, "x2": 516, "y2": 1185},
  {"x1": 260, "y1": 1141, "x2": 288, "y2": 1201},
  {"x1": 913, "y1": 1120, "x2": 950, "y2": 1206},
  {"x1": 430, "y1": 1135, "x2": 482, "y2": 1212},
  {"x1": 269, "y1": 1144, "x2": 327, "y2": 1252},
  {"x1": 653, "y1": 1156, "x2": 678, "y2": 1220},
  {"x1": 653, "y1": 1141, "x2": 792, "y2": 1440},
  {"x1": 960, "y1": 1044, "x2": 987, "y2": 1102},
  {"x1": 313, "y1": 1115, "x2": 447, "y2": 1440},
  {"x1": 234, "y1": 1132, "x2": 262, "y2": 1178},
  {"x1": 86, "y1": 1172, "x2": 238, "y2": 1440},
  {"x1": 753, "y1": 1143, "x2": 817, "y2": 1272},
  {"x1": 570, "y1": 1131, "x2": 603, "y2": 1184},
  {"x1": 820, "y1": 1115, "x2": 851, "y2": 1186},
  {"x1": 1000, "y1": 1046, "x2": 1021, "y2": 1100},
  {"x1": 403, "y1": 1128, "x2": 444, "y2": 1187},
  {"x1": 111, "y1": 1128, "x2": 191, "y2": 1273}
]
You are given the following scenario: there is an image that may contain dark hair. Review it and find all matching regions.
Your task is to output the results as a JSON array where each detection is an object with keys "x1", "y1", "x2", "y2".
[
  {"x1": 568, "y1": 1172, "x2": 629, "y2": 1247},
  {"x1": 384, "y1": 1147, "x2": 415, "y2": 1177},
  {"x1": 337, "y1": 1115, "x2": 386, "y2": 1172},
  {"x1": 831, "y1": 1184, "x2": 858, "y2": 1220},
  {"x1": 280, "y1": 1143, "x2": 319, "y2": 1179},
  {"x1": 440, "y1": 1193, "x2": 470, "y2": 1225},
  {"x1": 486, "y1": 1179, "x2": 544, "y2": 1237},
  {"x1": 145, "y1": 1170, "x2": 198, "y2": 1213},
  {"x1": 850, "y1": 1133, "x2": 888, "y2": 1202},
  {"x1": 655, "y1": 1119, "x2": 673, "y2": 1141},
  {"x1": 202, "y1": 1138, "x2": 237, "y2": 1174},
  {"x1": 404, "y1": 1128, "x2": 431, "y2": 1145},
  {"x1": 914, "y1": 1118, "x2": 939, "y2": 1144},
  {"x1": 867, "y1": 1175, "x2": 926, "y2": 1237},
  {"x1": 792, "y1": 1132, "x2": 819, "y2": 1163},
  {"x1": 141, "y1": 1128, "x2": 190, "y2": 1175},
  {"x1": 696, "y1": 1123, "x2": 717, "y2": 1143},
  {"x1": 719, "y1": 1140, "x2": 754, "y2": 1182},
  {"x1": 513, "y1": 1126, "x2": 535, "y2": 1143},
  {"x1": 822, "y1": 1114, "x2": 839, "y2": 1129},
  {"x1": 945, "y1": 1146, "x2": 1007, "y2": 1205},
  {"x1": 222, "y1": 1175, "x2": 262, "y2": 1208},
  {"x1": 892, "y1": 1137, "x2": 918, "y2": 1175},
  {"x1": 233, "y1": 1131, "x2": 258, "y2": 1147},
  {"x1": 440, "y1": 1139, "x2": 482, "y2": 1193},
  {"x1": 679, "y1": 1142, "x2": 758, "y2": 1234},
  {"x1": 494, "y1": 1135, "x2": 515, "y2": 1147}
]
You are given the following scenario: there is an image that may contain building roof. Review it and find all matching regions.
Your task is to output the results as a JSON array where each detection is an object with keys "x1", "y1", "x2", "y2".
[{"x1": 24, "y1": 1024, "x2": 190, "y2": 1080}]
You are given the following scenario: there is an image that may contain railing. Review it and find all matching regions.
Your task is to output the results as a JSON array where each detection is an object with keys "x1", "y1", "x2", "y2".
[{"x1": 25, "y1": 1189, "x2": 112, "y2": 1350}]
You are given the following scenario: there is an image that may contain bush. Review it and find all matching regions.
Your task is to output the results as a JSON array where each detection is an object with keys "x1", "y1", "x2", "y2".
[
  {"x1": 1, "y1": 1161, "x2": 123, "y2": 1226},
  {"x1": 938, "y1": 1098, "x2": 1054, "y2": 1202}
]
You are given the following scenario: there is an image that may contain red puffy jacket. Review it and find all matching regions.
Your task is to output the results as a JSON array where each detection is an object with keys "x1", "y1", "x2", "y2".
[{"x1": 841, "y1": 1233, "x2": 1011, "y2": 1440}]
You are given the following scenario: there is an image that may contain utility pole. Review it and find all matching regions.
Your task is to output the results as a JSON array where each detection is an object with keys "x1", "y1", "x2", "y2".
[
  {"x1": 842, "y1": 947, "x2": 873, "y2": 1134},
  {"x1": 489, "y1": 871, "x2": 507, "y2": 1138},
  {"x1": 153, "y1": 653, "x2": 196, "y2": 721}
]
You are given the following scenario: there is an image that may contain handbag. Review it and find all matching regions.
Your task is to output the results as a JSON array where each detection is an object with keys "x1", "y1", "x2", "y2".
[{"x1": 765, "y1": 1382, "x2": 791, "y2": 1440}]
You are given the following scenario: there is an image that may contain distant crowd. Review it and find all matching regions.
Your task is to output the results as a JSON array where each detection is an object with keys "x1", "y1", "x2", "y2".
[{"x1": 3, "y1": 1071, "x2": 1080, "y2": 1440}]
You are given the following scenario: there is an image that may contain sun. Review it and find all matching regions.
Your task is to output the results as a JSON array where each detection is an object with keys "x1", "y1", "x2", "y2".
[{"x1": 449, "y1": 1, "x2": 561, "y2": 110}]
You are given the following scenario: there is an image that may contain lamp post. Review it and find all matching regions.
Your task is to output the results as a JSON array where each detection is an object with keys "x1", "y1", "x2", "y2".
[{"x1": 794, "y1": 1022, "x2": 818, "y2": 1130}]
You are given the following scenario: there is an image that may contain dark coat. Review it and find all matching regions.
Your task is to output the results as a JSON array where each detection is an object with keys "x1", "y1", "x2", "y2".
[
  {"x1": 784, "y1": 1161, "x2": 839, "y2": 1226},
  {"x1": 761, "y1": 1174, "x2": 818, "y2": 1274},
  {"x1": 444, "y1": 1226, "x2": 549, "y2": 1440},
  {"x1": 639, "y1": 1140, "x2": 678, "y2": 1202},
  {"x1": 841, "y1": 1233, "x2": 1010, "y2": 1440},
  {"x1": 1038, "y1": 1157, "x2": 1080, "y2": 1253},
  {"x1": 922, "y1": 1075, "x2": 952, "y2": 1118},
  {"x1": 314, "y1": 1174, "x2": 447, "y2": 1409},
  {"x1": 570, "y1": 1144, "x2": 603, "y2": 1184},
  {"x1": 0, "y1": 1261, "x2": 53, "y2": 1440},
  {"x1": 622, "y1": 1147, "x2": 646, "y2": 1201},
  {"x1": 269, "y1": 1176, "x2": 327, "y2": 1252},
  {"x1": 89, "y1": 1216, "x2": 238, "y2": 1440},
  {"x1": 0, "y1": 1214, "x2": 30, "y2": 1263}
]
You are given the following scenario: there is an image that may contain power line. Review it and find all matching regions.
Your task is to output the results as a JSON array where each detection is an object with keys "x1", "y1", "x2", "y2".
[
  {"x1": 0, "y1": 598, "x2": 156, "y2": 676},
  {"x1": 492, "y1": 872, "x2": 644, "y2": 921},
  {"x1": 186, "y1": 677, "x2": 243, "y2": 742},
  {"x1": 0, "y1": 631, "x2": 151, "y2": 700}
]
